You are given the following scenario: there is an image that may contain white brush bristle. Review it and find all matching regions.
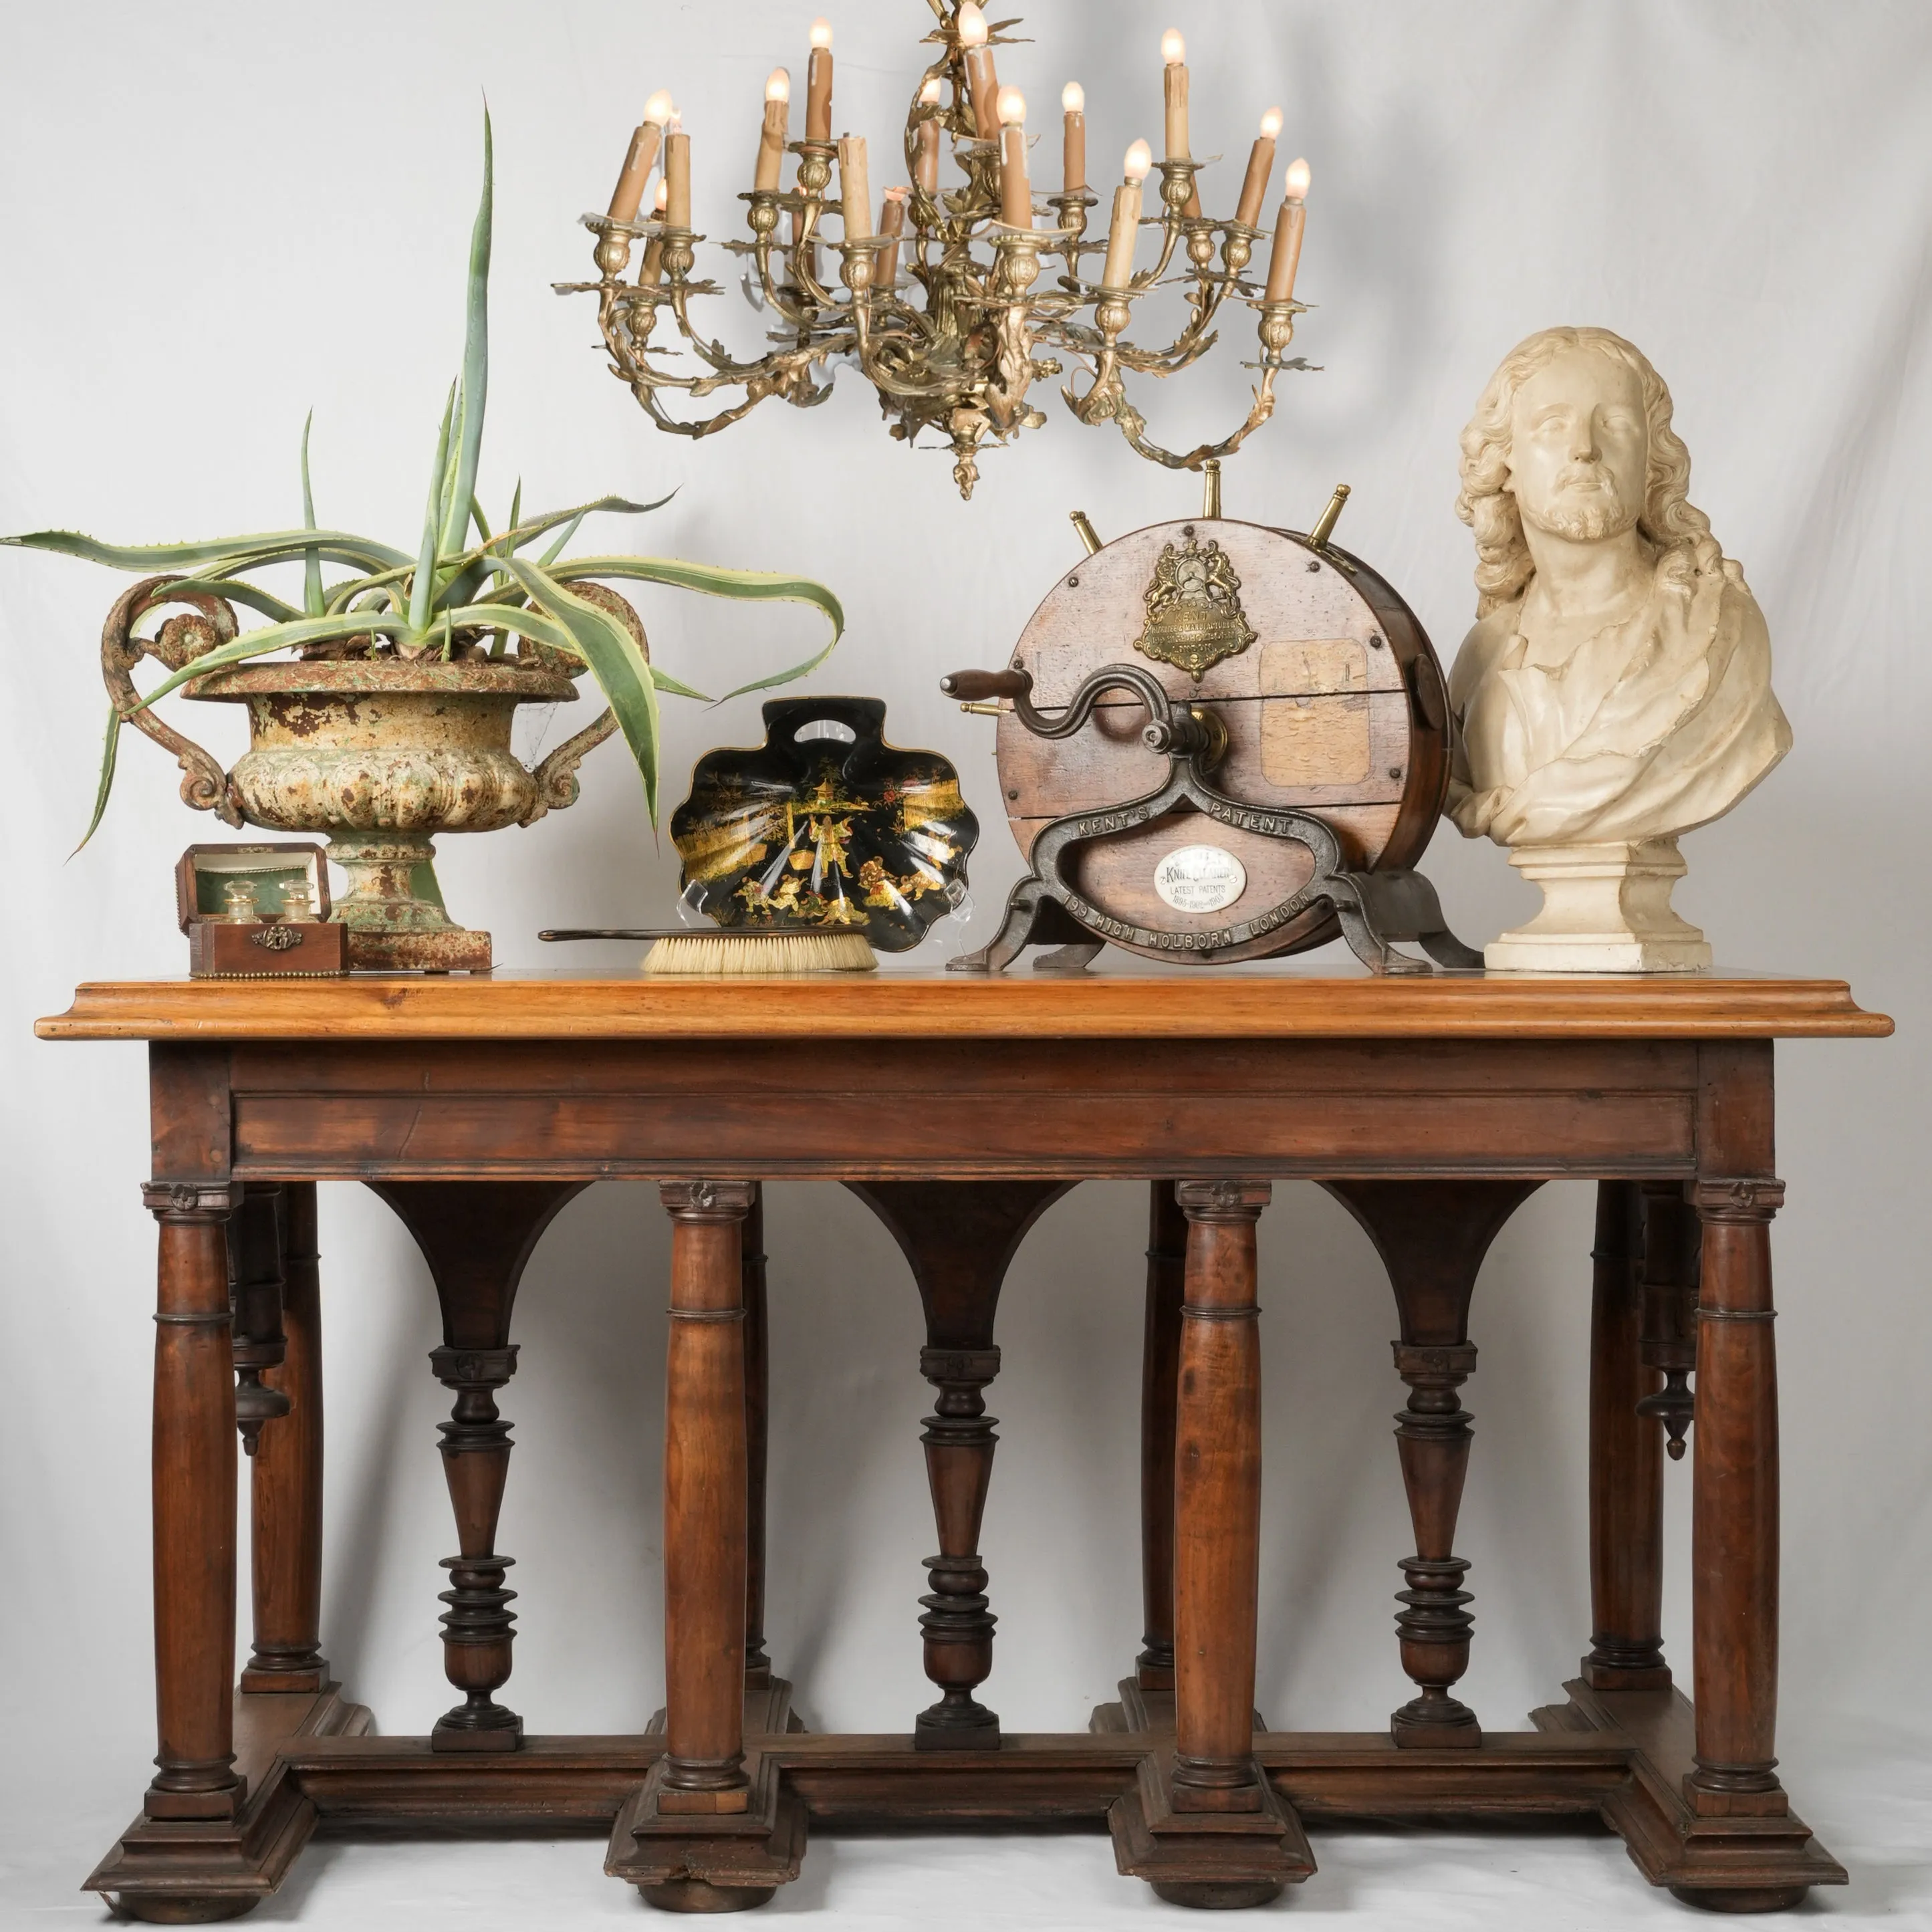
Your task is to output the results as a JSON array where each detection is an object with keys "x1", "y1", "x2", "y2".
[{"x1": 643, "y1": 931, "x2": 878, "y2": 976}]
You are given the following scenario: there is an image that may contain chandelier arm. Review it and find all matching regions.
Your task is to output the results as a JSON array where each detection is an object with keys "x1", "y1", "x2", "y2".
[
  {"x1": 747, "y1": 236, "x2": 831, "y2": 332},
  {"x1": 1104, "y1": 371, "x2": 1282, "y2": 471}
]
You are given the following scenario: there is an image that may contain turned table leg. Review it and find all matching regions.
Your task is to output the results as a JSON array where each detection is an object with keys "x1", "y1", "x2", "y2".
[
  {"x1": 1584, "y1": 1179, "x2": 1669, "y2": 1690},
  {"x1": 368, "y1": 1181, "x2": 586, "y2": 1752},
  {"x1": 658, "y1": 1181, "x2": 757, "y2": 1814},
  {"x1": 1324, "y1": 1180, "x2": 1539, "y2": 1747},
  {"x1": 1686, "y1": 1177, "x2": 1788, "y2": 1820},
  {"x1": 847, "y1": 1181, "x2": 1072, "y2": 1747},
  {"x1": 144, "y1": 1180, "x2": 247, "y2": 1820},
  {"x1": 228, "y1": 1185, "x2": 290, "y2": 1461},
  {"x1": 243, "y1": 1181, "x2": 327, "y2": 1693},
  {"x1": 742, "y1": 1185, "x2": 772, "y2": 1693},
  {"x1": 1138, "y1": 1181, "x2": 1186, "y2": 1693},
  {"x1": 1171, "y1": 1181, "x2": 1270, "y2": 1812}
]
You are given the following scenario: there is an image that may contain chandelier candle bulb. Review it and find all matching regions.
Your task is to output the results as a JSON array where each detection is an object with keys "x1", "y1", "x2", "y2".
[
  {"x1": 878, "y1": 184, "x2": 907, "y2": 287},
  {"x1": 806, "y1": 18, "x2": 834, "y2": 142},
  {"x1": 1263, "y1": 156, "x2": 1309, "y2": 304},
  {"x1": 1235, "y1": 106, "x2": 1282, "y2": 230},
  {"x1": 1102, "y1": 140, "x2": 1153, "y2": 290},
  {"x1": 755, "y1": 69, "x2": 792, "y2": 193},
  {"x1": 958, "y1": 3, "x2": 999, "y2": 142},
  {"x1": 839, "y1": 134, "x2": 872, "y2": 240},
  {"x1": 1162, "y1": 29, "x2": 1189, "y2": 158},
  {"x1": 1062, "y1": 82, "x2": 1086, "y2": 192},
  {"x1": 997, "y1": 86, "x2": 1031, "y2": 227}
]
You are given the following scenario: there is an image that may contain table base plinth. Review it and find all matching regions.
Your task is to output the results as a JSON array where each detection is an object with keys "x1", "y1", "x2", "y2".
[{"x1": 82, "y1": 1678, "x2": 1844, "y2": 1917}]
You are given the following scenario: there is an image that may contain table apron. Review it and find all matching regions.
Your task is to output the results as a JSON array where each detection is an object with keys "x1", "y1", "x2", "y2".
[{"x1": 196, "y1": 1037, "x2": 1711, "y2": 1182}]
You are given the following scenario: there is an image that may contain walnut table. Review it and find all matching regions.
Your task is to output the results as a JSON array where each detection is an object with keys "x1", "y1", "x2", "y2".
[{"x1": 36, "y1": 967, "x2": 1891, "y2": 1918}]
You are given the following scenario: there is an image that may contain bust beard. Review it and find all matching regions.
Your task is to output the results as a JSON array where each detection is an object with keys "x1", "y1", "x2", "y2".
[{"x1": 1529, "y1": 493, "x2": 1634, "y2": 545}]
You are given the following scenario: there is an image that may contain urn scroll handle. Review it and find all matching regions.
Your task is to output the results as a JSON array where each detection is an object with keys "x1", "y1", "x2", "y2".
[{"x1": 100, "y1": 576, "x2": 245, "y2": 828}]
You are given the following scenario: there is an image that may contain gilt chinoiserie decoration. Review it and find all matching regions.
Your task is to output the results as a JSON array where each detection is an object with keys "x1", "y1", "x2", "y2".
[
  {"x1": 671, "y1": 697, "x2": 978, "y2": 951},
  {"x1": 564, "y1": 4, "x2": 1321, "y2": 496}
]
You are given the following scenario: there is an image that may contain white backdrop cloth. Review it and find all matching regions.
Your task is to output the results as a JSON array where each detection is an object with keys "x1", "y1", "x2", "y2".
[{"x1": 2, "y1": 3, "x2": 1928, "y2": 1925}]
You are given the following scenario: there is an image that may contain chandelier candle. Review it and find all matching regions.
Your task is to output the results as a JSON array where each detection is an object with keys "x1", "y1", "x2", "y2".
[
  {"x1": 1235, "y1": 106, "x2": 1282, "y2": 230},
  {"x1": 878, "y1": 184, "x2": 907, "y2": 287},
  {"x1": 664, "y1": 119, "x2": 692, "y2": 229},
  {"x1": 638, "y1": 178, "x2": 670, "y2": 286},
  {"x1": 756, "y1": 70, "x2": 791, "y2": 192},
  {"x1": 1162, "y1": 29, "x2": 1190, "y2": 156},
  {"x1": 997, "y1": 87, "x2": 1032, "y2": 227},
  {"x1": 1102, "y1": 139, "x2": 1153, "y2": 290},
  {"x1": 608, "y1": 109, "x2": 667, "y2": 225},
  {"x1": 806, "y1": 18, "x2": 834, "y2": 142},
  {"x1": 1061, "y1": 81, "x2": 1086, "y2": 193},
  {"x1": 1263, "y1": 156, "x2": 1310, "y2": 304},
  {"x1": 959, "y1": 4, "x2": 999, "y2": 141},
  {"x1": 839, "y1": 135, "x2": 872, "y2": 241},
  {"x1": 915, "y1": 82, "x2": 943, "y2": 196}
]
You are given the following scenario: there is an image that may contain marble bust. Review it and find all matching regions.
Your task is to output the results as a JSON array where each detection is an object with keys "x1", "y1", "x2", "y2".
[{"x1": 1444, "y1": 326, "x2": 1791, "y2": 970}]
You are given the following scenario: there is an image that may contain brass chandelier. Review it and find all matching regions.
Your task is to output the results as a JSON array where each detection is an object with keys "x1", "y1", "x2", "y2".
[{"x1": 562, "y1": 1, "x2": 1316, "y2": 498}]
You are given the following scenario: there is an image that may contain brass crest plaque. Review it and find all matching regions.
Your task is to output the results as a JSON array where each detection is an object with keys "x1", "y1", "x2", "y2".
[{"x1": 1134, "y1": 535, "x2": 1257, "y2": 681}]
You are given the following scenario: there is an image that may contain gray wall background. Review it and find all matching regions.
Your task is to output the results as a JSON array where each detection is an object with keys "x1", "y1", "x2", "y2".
[{"x1": 1, "y1": 0, "x2": 1926, "y2": 1907}]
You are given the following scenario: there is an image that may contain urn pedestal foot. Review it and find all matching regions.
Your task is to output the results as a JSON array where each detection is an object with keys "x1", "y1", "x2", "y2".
[
  {"x1": 1485, "y1": 838, "x2": 1711, "y2": 974},
  {"x1": 327, "y1": 835, "x2": 492, "y2": 971}
]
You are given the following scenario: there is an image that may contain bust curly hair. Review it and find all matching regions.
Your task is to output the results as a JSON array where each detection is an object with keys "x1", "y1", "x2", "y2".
[{"x1": 1456, "y1": 326, "x2": 1719, "y2": 618}]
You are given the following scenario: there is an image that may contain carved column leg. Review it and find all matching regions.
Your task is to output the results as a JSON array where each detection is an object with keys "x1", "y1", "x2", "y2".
[
  {"x1": 243, "y1": 1181, "x2": 327, "y2": 1693},
  {"x1": 368, "y1": 1180, "x2": 587, "y2": 1753},
  {"x1": 1324, "y1": 1179, "x2": 1538, "y2": 1748},
  {"x1": 1138, "y1": 1181, "x2": 1185, "y2": 1693},
  {"x1": 658, "y1": 1181, "x2": 757, "y2": 1813},
  {"x1": 144, "y1": 1180, "x2": 246, "y2": 1820},
  {"x1": 1171, "y1": 1180, "x2": 1270, "y2": 1812},
  {"x1": 847, "y1": 1181, "x2": 1072, "y2": 1749},
  {"x1": 742, "y1": 1184, "x2": 771, "y2": 1693},
  {"x1": 1686, "y1": 1177, "x2": 1788, "y2": 1825},
  {"x1": 1584, "y1": 1180, "x2": 1669, "y2": 1691}
]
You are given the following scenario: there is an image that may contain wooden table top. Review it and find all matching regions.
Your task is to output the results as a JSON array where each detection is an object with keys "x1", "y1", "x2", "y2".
[{"x1": 36, "y1": 967, "x2": 1893, "y2": 1044}]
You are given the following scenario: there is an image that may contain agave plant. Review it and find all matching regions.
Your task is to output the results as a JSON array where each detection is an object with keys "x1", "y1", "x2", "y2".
[{"x1": 5, "y1": 112, "x2": 842, "y2": 846}]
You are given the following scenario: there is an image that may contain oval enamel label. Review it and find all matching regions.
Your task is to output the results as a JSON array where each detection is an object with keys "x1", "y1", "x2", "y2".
[{"x1": 1153, "y1": 844, "x2": 1247, "y2": 914}]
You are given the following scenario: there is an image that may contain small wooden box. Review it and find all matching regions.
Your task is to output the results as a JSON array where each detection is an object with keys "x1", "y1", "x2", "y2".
[{"x1": 176, "y1": 843, "x2": 350, "y2": 978}]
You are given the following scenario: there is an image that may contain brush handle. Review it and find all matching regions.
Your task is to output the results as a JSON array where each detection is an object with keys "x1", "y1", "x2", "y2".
[{"x1": 541, "y1": 928, "x2": 685, "y2": 942}]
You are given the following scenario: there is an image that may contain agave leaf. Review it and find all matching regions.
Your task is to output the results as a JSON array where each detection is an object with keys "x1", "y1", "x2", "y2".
[
  {"x1": 502, "y1": 492, "x2": 672, "y2": 556},
  {"x1": 537, "y1": 513, "x2": 584, "y2": 567},
  {"x1": 454, "y1": 601, "x2": 713, "y2": 704},
  {"x1": 127, "y1": 612, "x2": 408, "y2": 713},
  {"x1": 469, "y1": 493, "x2": 493, "y2": 545},
  {"x1": 439, "y1": 110, "x2": 493, "y2": 560},
  {"x1": 506, "y1": 479, "x2": 522, "y2": 544},
  {"x1": 408, "y1": 382, "x2": 458, "y2": 637},
  {"x1": 546, "y1": 555, "x2": 845, "y2": 701},
  {"x1": 299, "y1": 412, "x2": 324, "y2": 618},
  {"x1": 160, "y1": 578, "x2": 305, "y2": 624},
  {"x1": 1, "y1": 527, "x2": 413, "y2": 573},
  {"x1": 76, "y1": 701, "x2": 122, "y2": 854},
  {"x1": 500, "y1": 556, "x2": 664, "y2": 819}
]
